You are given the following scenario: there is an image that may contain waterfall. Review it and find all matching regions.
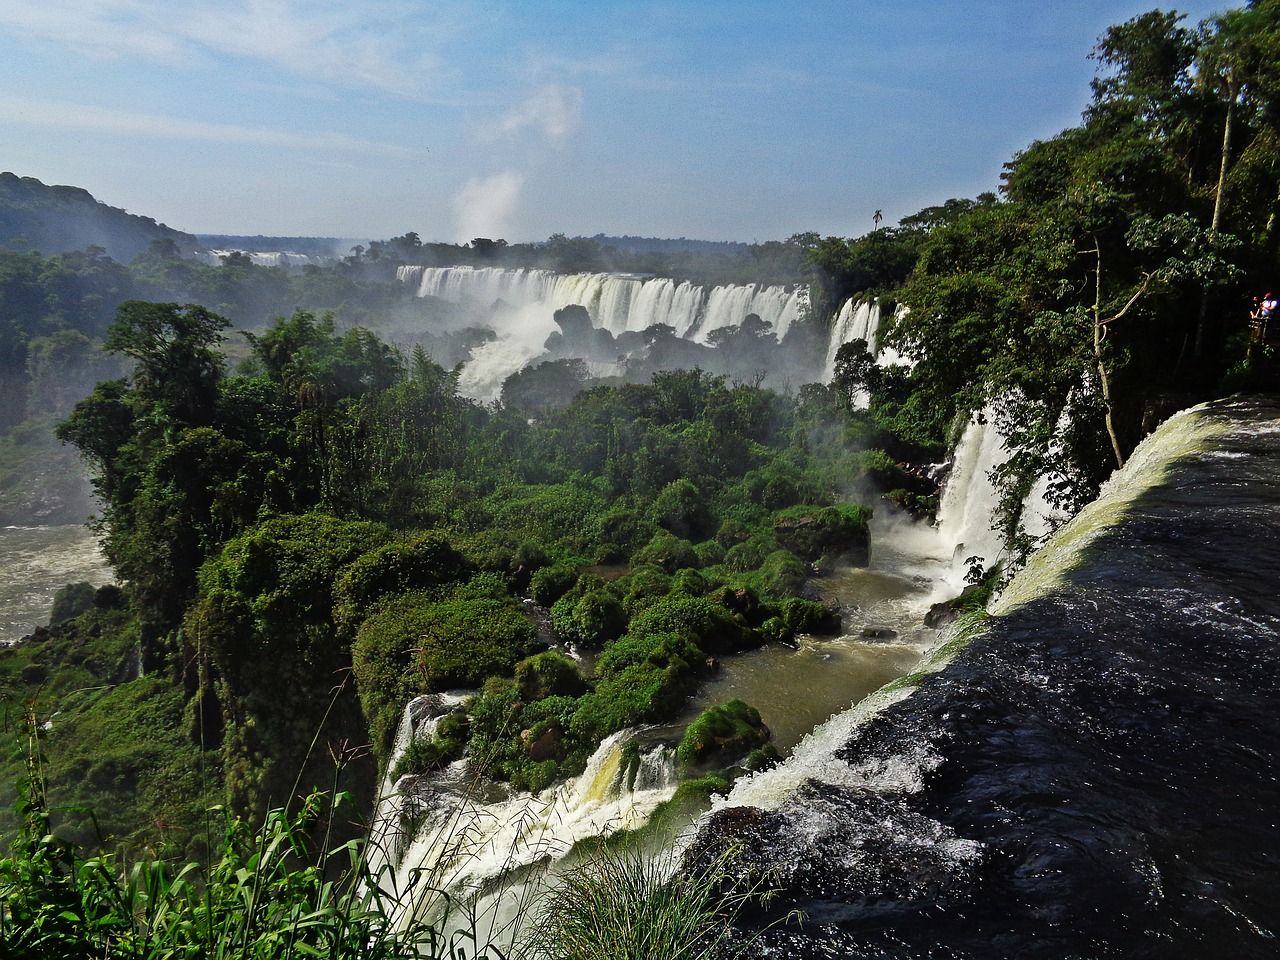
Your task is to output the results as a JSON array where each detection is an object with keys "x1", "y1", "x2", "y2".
[
  {"x1": 396, "y1": 265, "x2": 807, "y2": 399},
  {"x1": 377, "y1": 722, "x2": 679, "y2": 930},
  {"x1": 366, "y1": 691, "x2": 472, "y2": 883},
  {"x1": 934, "y1": 409, "x2": 1010, "y2": 583},
  {"x1": 822, "y1": 299, "x2": 882, "y2": 382}
]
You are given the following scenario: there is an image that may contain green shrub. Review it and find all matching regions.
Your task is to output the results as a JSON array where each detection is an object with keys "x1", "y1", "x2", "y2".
[
  {"x1": 413, "y1": 598, "x2": 540, "y2": 689},
  {"x1": 723, "y1": 538, "x2": 768, "y2": 573},
  {"x1": 467, "y1": 682, "x2": 580, "y2": 788},
  {"x1": 449, "y1": 572, "x2": 511, "y2": 601},
  {"x1": 595, "y1": 630, "x2": 705, "y2": 680},
  {"x1": 676, "y1": 699, "x2": 771, "y2": 768},
  {"x1": 692, "y1": 539, "x2": 725, "y2": 567},
  {"x1": 351, "y1": 592, "x2": 429, "y2": 758},
  {"x1": 570, "y1": 662, "x2": 693, "y2": 742},
  {"x1": 594, "y1": 505, "x2": 652, "y2": 561},
  {"x1": 651, "y1": 478, "x2": 713, "y2": 540},
  {"x1": 550, "y1": 589, "x2": 626, "y2": 650},
  {"x1": 628, "y1": 594, "x2": 755, "y2": 654},
  {"x1": 353, "y1": 593, "x2": 538, "y2": 761},
  {"x1": 49, "y1": 582, "x2": 97, "y2": 625},
  {"x1": 757, "y1": 550, "x2": 807, "y2": 599},
  {"x1": 715, "y1": 519, "x2": 751, "y2": 547},
  {"x1": 515, "y1": 651, "x2": 587, "y2": 701},
  {"x1": 618, "y1": 566, "x2": 673, "y2": 616},
  {"x1": 529, "y1": 563, "x2": 579, "y2": 606},
  {"x1": 633, "y1": 530, "x2": 699, "y2": 573},
  {"x1": 780, "y1": 596, "x2": 840, "y2": 635},
  {"x1": 670, "y1": 568, "x2": 709, "y2": 597},
  {"x1": 332, "y1": 532, "x2": 467, "y2": 635}
]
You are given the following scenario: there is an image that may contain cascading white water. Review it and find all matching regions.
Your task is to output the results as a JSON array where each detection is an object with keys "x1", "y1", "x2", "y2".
[
  {"x1": 934, "y1": 409, "x2": 1010, "y2": 584},
  {"x1": 376, "y1": 720, "x2": 679, "y2": 931},
  {"x1": 822, "y1": 299, "x2": 882, "y2": 383},
  {"x1": 396, "y1": 265, "x2": 807, "y2": 399},
  {"x1": 204, "y1": 249, "x2": 315, "y2": 267}
]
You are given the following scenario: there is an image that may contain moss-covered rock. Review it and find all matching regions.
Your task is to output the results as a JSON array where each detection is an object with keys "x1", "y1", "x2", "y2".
[
  {"x1": 515, "y1": 650, "x2": 587, "y2": 701},
  {"x1": 773, "y1": 504, "x2": 871, "y2": 565},
  {"x1": 676, "y1": 700, "x2": 771, "y2": 769}
]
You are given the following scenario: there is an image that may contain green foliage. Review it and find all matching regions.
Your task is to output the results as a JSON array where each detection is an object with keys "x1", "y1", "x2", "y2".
[
  {"x1": 670, "y1": 568, "x2": 709, "y2": 597},
  {"x1": 188, "y1": 512, "x2": 389, "y2": 816},
  {"x1": 48, "y1": 582, "x2": 96, "y2": 625},
  {"x1": 595, "y1": 630, "x2": 705, "y2": 681},
  {"x1": 392, "y1": 712, "x2": 468, "y2": 781},
  {"x1": 651, "y1": 478, "x2": 714, "y2": 540},
  {"x1": 633, "y1": 529, "x2": 700, "y2": 573},
  {"x1": 467, "y1": 680, "x2": 581, "y2": 790},
  {"x1": 529, "y1": 563, "x2": 579, "y2": 606},
  {"x1": 772, "y1": 504, "x2": 871, "y2": 563},
  {"x1": 677, "y1": 699, "x2": 771, "y2": 768},
  {"x1": 0, "y1": 776, "x2": 504, "y2": 960},
  {"x1": 332, "y1": 532, "x2": 468, "y2": 636},
  {"x1": 515, "y1": 650, "x2": 587, "y2": 701},
  {"x1": 528, "y1": 843, "x2": 762, "y2": 960},
  {"x1": 617, "y1": 565, "x2": 674, "y2": 616},
  {"x1": 549, "y1": 588, "x2": 627, "y2": 650},
  {"x1": 570, "y1": 661, "x2": 695, "y2": 743},
  {"x1": 691, "y1": 539, "x2": 725, "y2": 567},
  {"x1": 628, "y1": 594, "x2": 755, "y2": 655},
  {"x1": 757, "y1": 549, "x2": 808, "y2": 599},
  {"x1": 780, "y1": 596, "x2": 840, "y2": 635}
]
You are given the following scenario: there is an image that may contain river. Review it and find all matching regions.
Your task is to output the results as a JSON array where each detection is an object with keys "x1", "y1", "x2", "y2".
[{"x1": 0, "y1": 524, "x2": 112, "y2": 645}]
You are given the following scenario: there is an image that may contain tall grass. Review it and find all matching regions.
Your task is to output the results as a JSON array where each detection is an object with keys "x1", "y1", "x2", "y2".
[{"x1": 524, "y1": 843, "x2": 769, "y2": 960}]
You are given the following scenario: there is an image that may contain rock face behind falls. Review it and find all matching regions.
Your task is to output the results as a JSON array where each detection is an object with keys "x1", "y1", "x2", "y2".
[{"x1": 689, "y1": 396, "x2": 1280, "y2": 959}]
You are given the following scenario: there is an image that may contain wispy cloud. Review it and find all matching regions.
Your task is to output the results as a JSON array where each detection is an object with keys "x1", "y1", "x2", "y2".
[
  {"x1": 0, "y1": 95, "x2": 414, "y2": 156},
  {"x1": 0, "y1": 0, "x2": 454, "y2": 98},
  {"x1": 487, "y1": 84, "x2": 583, "y2": 143},
  {"x1": 452, "y1": 170, "x2": 524, "y2": 241}
]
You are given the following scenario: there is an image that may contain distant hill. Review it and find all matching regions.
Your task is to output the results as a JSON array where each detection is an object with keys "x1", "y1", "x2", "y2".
[{"x1": 0, "y1": 173, "x2": 200, "y2": 262}]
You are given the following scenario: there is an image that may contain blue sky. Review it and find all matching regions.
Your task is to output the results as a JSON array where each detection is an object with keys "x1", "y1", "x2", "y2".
[{"x1": 0, "y1": 1, "x2": 1230, "y2": 243}]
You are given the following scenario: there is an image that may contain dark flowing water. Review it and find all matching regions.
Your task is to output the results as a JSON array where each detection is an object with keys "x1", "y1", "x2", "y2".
[{"x1": 692, "y1": 396, "x2": 1280, "y2": 959}]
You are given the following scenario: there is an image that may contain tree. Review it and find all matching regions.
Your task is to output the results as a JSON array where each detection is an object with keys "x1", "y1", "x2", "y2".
[{"x1": 104, "y1": 301, "x2": 228, "y2": 424}]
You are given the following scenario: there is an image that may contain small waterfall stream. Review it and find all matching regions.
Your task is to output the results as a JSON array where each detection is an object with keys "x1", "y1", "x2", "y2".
[{"x1": 375, "y1": 722, "x2": 680, "y2": 932}]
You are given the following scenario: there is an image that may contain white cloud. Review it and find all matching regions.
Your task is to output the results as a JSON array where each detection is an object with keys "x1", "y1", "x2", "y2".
[
  {"x1": 0, "y1": 0, "x2": 450, "y2": 97},
  {"x1": 452, "y1": 170, "x2": 524, "y2": 242},
  {"x1": 0, "y1": 95, "x2": 413, "y2": 156},
  {"x1": 490, "y1": 84, "x2": 583, "y2": 142}
]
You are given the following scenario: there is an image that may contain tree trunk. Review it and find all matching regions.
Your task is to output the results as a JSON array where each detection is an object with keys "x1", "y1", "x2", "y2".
[
  {"x1": 1195, "y1": 78, "x2": 1238, "y2": 360},
  {"x1": 1093, "y1": 242, "x2": 1127, "y2": 470}
]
